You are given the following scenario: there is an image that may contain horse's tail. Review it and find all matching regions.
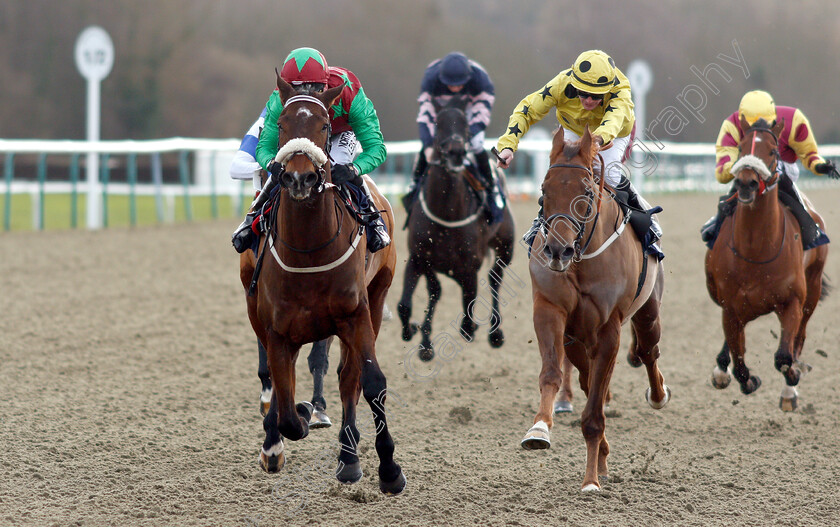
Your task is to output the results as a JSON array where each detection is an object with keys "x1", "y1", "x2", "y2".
[{"x1": 820, "y1": 274, "x2": 832, "y2": 302}]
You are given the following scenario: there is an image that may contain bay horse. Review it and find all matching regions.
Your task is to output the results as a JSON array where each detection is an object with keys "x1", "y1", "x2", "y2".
[
  {"x1": 241, "y1": 74, "x2": 405, "y2": 494},
  {"x1": 522, "y1": 125, "x2": 670, "y2": 492},
  {"x1": 398, "y1": 97, "x2": 515, "y2": 360},
  {"x1": 705, "y1": 116, "x2": 829, "y2": 411},
  {"x1": 241, "y1": 169, "x2": 333, "y2": 428}
]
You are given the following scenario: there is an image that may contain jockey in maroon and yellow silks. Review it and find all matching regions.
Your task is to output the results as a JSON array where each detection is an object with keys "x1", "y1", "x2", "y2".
[
  {"x1": 702, "y1": 90, "x2": 835, "y2": 251},
  {"x1": 715, "y1": 106, "x2": 826, "y2": 183}
]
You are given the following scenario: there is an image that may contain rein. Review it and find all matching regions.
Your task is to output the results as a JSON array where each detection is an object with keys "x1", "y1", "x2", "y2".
[{"x1": 418, "y1": 187, "x2": 483, "y2": 228}]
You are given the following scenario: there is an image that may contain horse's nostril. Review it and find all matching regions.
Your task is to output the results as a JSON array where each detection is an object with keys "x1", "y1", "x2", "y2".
[
  {"x1": 561, "y1": 246, "x2": 575, "y2": 261},
  {"x1": 281, "y1": 173, "x2": 294, "y2": 188},
  {"x1": 748, "y1": 180, "x2": 759, "y2": 189},
  {"x1": 304, "y1": 173, "x2": 318, "y2": 188}
]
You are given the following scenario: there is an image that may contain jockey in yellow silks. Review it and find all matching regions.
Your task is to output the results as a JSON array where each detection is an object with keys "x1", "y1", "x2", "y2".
[{"x1": 495, "y1": 49, "x2": 662, "y2": 259}]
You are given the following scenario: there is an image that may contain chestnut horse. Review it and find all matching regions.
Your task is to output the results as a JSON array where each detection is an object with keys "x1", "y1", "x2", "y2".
[
  {"x1": 398, "y1": 98, "x2": 515, "y2": 360},
  {"x1": 522, "y1": 126, "x2": 670, "y2": 492},
  {"x1": 705, "y1": 117, "x2": 829, "y2": 411},
  {"x1": 241, "y1": 75, "x2": 405, "y2": 494}
]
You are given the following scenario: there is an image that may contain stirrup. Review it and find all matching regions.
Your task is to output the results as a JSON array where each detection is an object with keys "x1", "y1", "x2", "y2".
[{"x1": 367, "y1": 222, "x2": 391, "y2": 253}]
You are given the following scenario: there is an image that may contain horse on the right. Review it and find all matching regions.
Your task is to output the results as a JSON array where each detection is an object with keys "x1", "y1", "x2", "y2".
[{"x1": 705, "y1": 116, "x2": 830, "y2": 411}]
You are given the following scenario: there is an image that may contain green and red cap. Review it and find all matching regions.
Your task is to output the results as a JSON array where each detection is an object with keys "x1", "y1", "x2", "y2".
[{"x1": 280, "y1": 47, "x2": 329, "y2": 85}]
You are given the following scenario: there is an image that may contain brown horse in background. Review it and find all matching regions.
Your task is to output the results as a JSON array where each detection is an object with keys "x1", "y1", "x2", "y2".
[
  {"x1": 239, "y1": 75, "x2": 405, "y2": 494},
  {"x1": 705, "y1": 117, "x2": 829, "y2": 411},
  {"x1": 522, "y1": 125, "x2": 670, "y2": 492}
]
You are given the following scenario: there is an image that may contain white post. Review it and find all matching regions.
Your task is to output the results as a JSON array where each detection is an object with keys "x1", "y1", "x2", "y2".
[
  {"x1": 86, "y1": 78, "x2": 101, "y2": 229},
  {"x1": 75, "y1": 26, "x2": 114, "y2": 230}
]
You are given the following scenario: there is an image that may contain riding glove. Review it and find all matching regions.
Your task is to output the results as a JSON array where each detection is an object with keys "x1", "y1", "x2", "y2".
[
  {"x1": 815, "y1": 161, "x2": 839, "y2": 179},
  {"x1": 332, "y1": 163, "x2": 358, "y2": 185}
]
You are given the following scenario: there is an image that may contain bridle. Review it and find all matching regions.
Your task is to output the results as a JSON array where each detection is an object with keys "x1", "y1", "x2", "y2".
[
  {"x1": 541, "y1": 156, "x2": 607, "y2": 260},
  {"x1": 273, "y1": 95, "x2": 334, "y2": 193},
  {"x1": 251, "y1": 93, "x2": 363, "y2": 280},
  {"x1": 732, "y1": 126, "x2": 780, "y2": 196},
  {"x1": 727, "y1": 126, "x2": 787, "y2": 264}
]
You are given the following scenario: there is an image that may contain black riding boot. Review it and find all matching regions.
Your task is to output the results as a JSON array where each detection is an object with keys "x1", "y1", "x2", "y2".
[
  {"x1": 700, "y1": 185, "x2": 737, "y2": 247},
  {"x1": 232, "y1": 174, "x2": 279, "y2": 253},
  {"x1": 401, "y1": 148, "x2": 427, "y2": 214},
  {"x1": 359, "y1": 180, "x2": 391, "y2": 253},
  {"x1": 475, "y1": 150, "x2": 504, "y2": 224},
  {"x1": 615, "y1": 176, "x2": 664, "y2": 258},
  {"x1": 777, "y1": 175, "x2": 829, "y2": 250}
]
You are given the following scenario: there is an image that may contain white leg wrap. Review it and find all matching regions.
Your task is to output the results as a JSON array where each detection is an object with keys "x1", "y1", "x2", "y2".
[{"x1": 781, "y1": 385, "x2": 798, "y2": 399}]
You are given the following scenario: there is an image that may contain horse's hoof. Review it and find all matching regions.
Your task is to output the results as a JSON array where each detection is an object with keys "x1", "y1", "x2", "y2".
[
  {"x1": 379, "y1": 470, "x2": 407, "y2": 495},
  {"x1": 627, "y1": 351, "x2": 643, "y2": 368},
  {"x1": 581, "y1": 483, "x2": 601, "y2": 493},
  {"x1": 711, "y1": 366, "x2": 731, "y2": 389},
  {"x1": 259, "y1": 442, "x2": 286, "y2": 473},
  {"x1": 418, "y1": 346, "x2": 435, "y2": 362},
  {"x1": 779, "y1": 385, "x2": 799, "y2": 412},
  {"x1": 554, "y1": 400, "x2": 574, "y2": 414},
  {"x1": 336, "y1": 461, "x2": 363, "y2": 484},
  {"x1": 489, "y1": 329, "x2": 505, "y2": 348},
  {"x1": 740, "y1": 375, "x2": 762, "y2": 395},
  {"x1": 521, "y1": 421, "x2": 551, "y2": 450},
  {"x1": 646, "y1": 385, "x2": 671, "y2": 410},
  {"x1": 309, "y1": 408, "x2": 332, "y2": 429}
]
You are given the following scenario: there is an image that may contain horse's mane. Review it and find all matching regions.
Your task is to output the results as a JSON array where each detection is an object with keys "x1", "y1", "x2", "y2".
[{"x1": 748, "y1": 118, "x2": 774, "y2": 131}]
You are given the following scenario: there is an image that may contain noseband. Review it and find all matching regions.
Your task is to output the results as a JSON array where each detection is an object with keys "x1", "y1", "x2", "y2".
[{"x1": 731, "y1": 128, "x2": 780, "y2": 195}]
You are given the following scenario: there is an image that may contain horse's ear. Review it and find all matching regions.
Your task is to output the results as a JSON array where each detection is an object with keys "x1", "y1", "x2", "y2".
[
  {"x1": 739, "y1": 113, "x2": 751, "y2": 132},
  {"x1": 579, "y1": 124, "x2": 594, "y2": 164},
  {"x1": 276, "y1": 68, "x2": 296, "y2": 103},
  {"x1": 772, "y1": 117, "x2": 785, "y2": 138},
  {"x1": 549, "y1": 126, "x2": 566, "y2": 161},
  {"x1": 318, "y1": 84, "x2": 345, "y2": 109}
]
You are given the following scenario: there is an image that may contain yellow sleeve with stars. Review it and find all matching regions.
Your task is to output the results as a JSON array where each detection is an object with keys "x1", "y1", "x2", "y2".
[
  {"x1": 495, "y1": 71, "x2": 568, "y2": 153},
  {"x1": 786, "y1": 108, "x2": 826, "y2": 174},
  {"x1": 496, "y1": 69, "x2": 635, "y2": 153}
]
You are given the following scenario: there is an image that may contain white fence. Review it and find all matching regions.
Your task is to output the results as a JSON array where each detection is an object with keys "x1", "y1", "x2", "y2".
[{"x1": 1, "y1": 137, "x2": 838, "y2": 230}]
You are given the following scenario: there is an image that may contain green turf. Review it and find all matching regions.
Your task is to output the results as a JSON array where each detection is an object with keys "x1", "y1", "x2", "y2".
[{"x1": 1, "y1": 192, "x2": 248, "y2": 231}]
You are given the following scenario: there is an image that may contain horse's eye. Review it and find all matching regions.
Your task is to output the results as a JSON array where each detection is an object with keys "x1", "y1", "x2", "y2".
[{"x1": 322, "y1": 124, "x2": 329, "y2": 132}]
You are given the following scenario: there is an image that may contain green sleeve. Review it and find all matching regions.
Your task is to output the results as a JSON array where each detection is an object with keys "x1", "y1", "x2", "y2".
[
  {"x1": 347, "y1": 87, "x2": 387, "y2": 176},
  {"x1": 255, "y1": 92, "x2": 283, "y2": 170}
]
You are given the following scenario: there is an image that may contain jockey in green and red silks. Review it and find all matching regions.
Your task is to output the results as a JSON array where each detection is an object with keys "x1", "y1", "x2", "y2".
[{"x1": 231, "y1": 47, "x2": 390, "y2": 254}]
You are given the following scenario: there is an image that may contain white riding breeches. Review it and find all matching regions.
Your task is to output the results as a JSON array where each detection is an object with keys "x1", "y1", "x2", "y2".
[
  {"x1": 329, "y1": 130, "x2": 358, "y2": 166},
  {"x1": 779, "y1": 160, "x2": 800, "y2": 182},
  {"x1": 469, "y1": 131, "x2": 486, "y2": 154},
  {"x1": 560, "y1": 127, "x2": 630, "y2": 187}
]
